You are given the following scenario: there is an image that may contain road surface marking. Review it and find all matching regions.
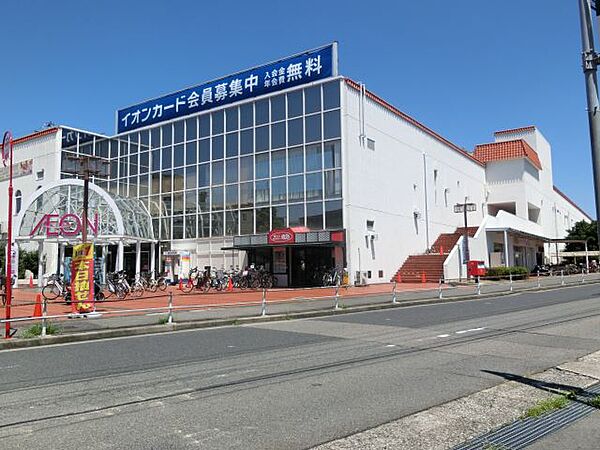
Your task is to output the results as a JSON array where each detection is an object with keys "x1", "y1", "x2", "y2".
[
  {"x1": 437, "y1": 334, "x2": 450, "y2": 338},
  {"x1": 455, "y1": 327, "x2": 486, "y2": 334}
]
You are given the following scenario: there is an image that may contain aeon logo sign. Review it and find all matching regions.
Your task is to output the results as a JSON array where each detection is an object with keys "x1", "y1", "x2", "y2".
[
  {"x1": 30, "y1": 213, "x2": 99, "y2": 238},
  {"x1": 268, "y1": 228, "x2": 295, "y2": 245}
]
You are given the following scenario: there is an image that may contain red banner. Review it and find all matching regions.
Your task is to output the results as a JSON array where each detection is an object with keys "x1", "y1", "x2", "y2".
[{"x1": 70, "y1": 243, "x2": 94, "y2": 313}]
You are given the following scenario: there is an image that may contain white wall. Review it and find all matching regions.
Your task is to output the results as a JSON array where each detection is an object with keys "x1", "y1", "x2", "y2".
[{"x1": 342, "y1": 81, "x2": 487, "y2": 283}]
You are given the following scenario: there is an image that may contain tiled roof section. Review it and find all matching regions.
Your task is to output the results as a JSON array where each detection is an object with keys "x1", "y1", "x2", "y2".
[
  {"x1": 553, "y1": 185, "x2": 594, "y2": 221},
  {"x1": 344, "y1": 78, "x2": 484, "y2": 167},
  {"x1": 473, "y1": 139, "x2": 543, "y2": 170},
  {"x1": 494, "y1": 126, "x2": 536, "y2": 136},
  {"x1": 0, "y1": 127, "x2": 59, "y2": 151}
]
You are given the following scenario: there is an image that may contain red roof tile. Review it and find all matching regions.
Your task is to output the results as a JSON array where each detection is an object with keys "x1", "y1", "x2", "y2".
[
  {"x1": 0, "y1": 127, "x2": 59, "y2": 151},
  {"x1": 473, "y1": 139, "x2": 542, "y2": 170},
  {"x1": 494, "y1": 126, "x2": 536, "y2": 136}
]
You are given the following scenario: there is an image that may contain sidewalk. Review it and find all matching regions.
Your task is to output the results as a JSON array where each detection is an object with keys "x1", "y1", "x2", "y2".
[{"x1": 2, "y1": 272, "x2": 599, "y2": 340}]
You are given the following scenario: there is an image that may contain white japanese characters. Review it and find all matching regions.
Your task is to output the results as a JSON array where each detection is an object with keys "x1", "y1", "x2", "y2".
[{"x1": 120, "y1": 53, "x2": 325, "y2": 130}]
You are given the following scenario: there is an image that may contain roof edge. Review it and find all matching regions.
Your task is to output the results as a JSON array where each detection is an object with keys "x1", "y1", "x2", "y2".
[
  {"x1": 344, "y1": 78, "x2": 484, "y2": 167},
  {"x1": 553, "y1": 185, "x2": 594, "y2": 222},
  {"x1": 0, "y1": 127, "x2": 59, "y2": 149},
  {"x1": 494, "y1": 125, "x2": 536, "y2": 136}
]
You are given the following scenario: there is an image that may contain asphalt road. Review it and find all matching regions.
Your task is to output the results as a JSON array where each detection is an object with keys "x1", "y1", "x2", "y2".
[{"x1": 2, "y1": 283, "x2": 600, "y2": 449}]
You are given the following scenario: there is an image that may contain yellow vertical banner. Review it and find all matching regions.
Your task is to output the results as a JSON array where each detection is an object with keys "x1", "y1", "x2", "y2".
[{"x1": 70, "y1": 243, "x2": 94, "y2": 313}]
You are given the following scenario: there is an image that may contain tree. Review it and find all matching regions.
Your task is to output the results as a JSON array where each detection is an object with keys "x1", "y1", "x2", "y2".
[
  {"x1": 18, "y1": 250, "x2": 39, "y2": 278},
  {"x1": 564, "y1": 220, "x2": 598, "y2": 252}
]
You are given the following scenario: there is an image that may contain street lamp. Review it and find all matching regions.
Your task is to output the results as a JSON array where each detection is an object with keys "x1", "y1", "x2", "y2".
[{"x1": 2, "y1": 131, "x2": 14, "y2": 339}]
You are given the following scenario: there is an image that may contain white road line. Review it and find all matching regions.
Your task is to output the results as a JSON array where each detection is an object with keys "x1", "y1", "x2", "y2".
[
  {"x1": 456, "y1": 327, "x2": 486, "y2": 334},
  {"x1": 385, "y1": 344, "x2": 396, "y2": 347},
  {"x1": 437, "y1": 334, "x2": 450, "y2": 338}
]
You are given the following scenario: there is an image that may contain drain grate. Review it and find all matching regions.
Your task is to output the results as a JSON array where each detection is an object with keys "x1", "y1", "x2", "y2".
[{"x1": 454, "y1": 382, "x2": 600, "y2": 450}]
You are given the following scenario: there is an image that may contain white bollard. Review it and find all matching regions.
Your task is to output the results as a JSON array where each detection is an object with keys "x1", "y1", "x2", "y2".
[
  {"x1": 537, "y1": 271, "x2": 541, "y2": 289},
  {"x1": 261, "y1": 288, "x2": 267, "y2": 316},
  {"x1": 582, "y1": 269, "x2": 585, "y2": 283},
  {"x1": 509, "y1": 273, "x2": 513, "y2": 292},
  {"x1": 438, "y1": 278, "x2": 443, "y2": 299},
  {"x1": 167, "y1": 292, "x2": 173, "y2": 324},
  {"x1": 41, "y1": 296, "x2": 48, "y2": 337},
  {"x1": 561, "y1": 270, "x2": 565, "y2": 286},
  {"x1": 476, "y1": 277, "x2": 481, "y2": 295},
  {"x1": 392, "y1": 281, "x2": 397, "y2": 304},
  {"x1": 334, "y1": 283, "x2": 340, "y2": 310}
]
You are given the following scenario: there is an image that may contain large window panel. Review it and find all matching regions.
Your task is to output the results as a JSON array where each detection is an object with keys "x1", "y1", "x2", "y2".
[
  {"x1": 226, "y1": 132, "x2": 238, "y2": 157},
  {"x1": 255, "y1": 153, "x2": 269, "y2": 179},
  {"x1": 212, "y1": 186, "x2": 224, "y2": 210},
  {"x1": 255, "y1": 99, "x2": 269, "y2": 125},
  {"x1": 151, "y1": 173, "x2": 161, "y2": 194},
  {"x1": 240, "y1": 182, "x2": 253, "y2": 208},
  {"x1": 305, "y1": 114, "x2": 322, "y2": 143},
  {"x1": 198, "y1": 188, "x2": 210, "y2": 213},
  {"x1": 185, "y1": 190, "x2": 196, "y2": 214},
  {"x1": 271, "y1": 95, "x2": 285, "y2": 122},
  {"x1": 161, "y1": 170, "x2": 172, "y2": 193},
  {"x1": 271, "y1": 177, "x2": 286, "y2": 204},
  {"x1": 255, "y1": 126, "x2": 269, "y2": 152},
  {"x1": 271, "y1": 150, "x2": 286, "y2": 177},
  {"x1": 305, "y1": 201, "x2": 324, "y2": 229},
  {"x1": 288, "y1": 118, "x2": 304, "y2": 146},
  {"x1": 325, "y1": 200, "x2": 343, "y2": 229},
  {"x1": 185, "y1": 214, "x2": 197, "y2": 239},
  {"x1": 152, "y1": 149, "x2": 160, "y2": 171},
  {"x1": 185, "y1": 117, "x2": 197, "y2": 141},
  {"x1": 272, "y1": 206, "x2": 286, "y2": 228},
  {"x1": 323, "y1": 81, "x2": 340, "y2": 110},
  {"x1": 139, "y1": 151, "x2": 150, "y2": 173},
  {"x1": 240, "y1": 209, "x2": 254, "y2": 235},
  {"x1": 287, "y1": 90, "x2": 303, "y2": 118},
  {"x1": 226, "y1": 107, "x2": 238, "y2": 132},
  {"x1": 226, "y1": 158, "x2": 238, "y2": 184},
  {"x1": 212, "y1": 212, "x2": 224, "y2": 237},
  {"x1": 241, "y1": 129, "x2": 254, "y2": 155},
  {"x1": 306, "y1": 143, "x2": 322, "y2": 172},
  {"x1": 185, "y1": 141, "x2": 197, "y2": 165},
  {"x1": 226, "y1": 184, "x2": 238, "y2": 210},
  {"x1": 198, "y1": 163, "x2": 210, "y2": 187},
  {"x1": 151, "y1": 128, "x2": 160, "y2": 149},
  {"x1": 173, "y1": 216, "x2": 184, "y2": 239},
  {"x1": 288, "y1": 147, "x2": 304, "y2": 174},
  {"x1": 240, "y1": 103, "x2": 253, "y2": 128},
  {"x1": 198, "y1": 213, "x2": 210, "y2": 237},
  {"x1": 199, "y1": 138, "x2": 210, "y2": 162},
  {"x1": 173, "y1": 144, "x2": 184, "y2": 167},
  {"x1": 199, "y1": 115, "x2": 210, "y2": 138},
  {"x1": 240, "y1": 156, "x2": 254, "y2": 181},
  {"x1": 212, "y1": 135, "x2": 224, "y2": 160},
  {"x1": 305, "y1": 86, "x2": 321, "y2": 114},
  {"x1": 256, "y1": 207, "x2": 270, "y2": 233},
  {"x1": 255, "y1": 179, "x2": 269, "y2": 205},
  {"x1": 288, "y1": 175, "x2": 304, "y2": 202},
  {"x1": 212, "y1": 160, "x2": 224, "y2": 185},
  {"x1": 174, "y1": 121, "x2": 184, "y2": 144},
  {"x1": 225, "y1": 210, "x2": 238, "y2": 236},
  {"x1": 212, "y1": 110, "x2": 224, "y2": 134},
  {"x1": 185, "y1": 165, "x2": 197, "y2": 189},
  {"x1": 173, "y1": 168, "x2": 184, "y2": 191},
  {"x1": 325, "y1": 170, "x2": 342, "y2": 198},
  {"x1": 324, "y1": 110, "x2": 341, "y2": 140},
  {"x1": 173, "y1": 192, "x2": 184, "y2": 215},
  {"x1": 162, "y1": 146, "x2": 172, "y2": 170},
  {"x1": 288, "y1": 204, "x2": 304, "y2": 227},
  {"x1": 306, "y1": 172, "x2": 323, "y2": 200},
  {"x1": 324, "y1": 140, "x2": 341, "y2": 169},
  {"x1": 271, "y1": 122, "x2": 286, "y2": 149}
]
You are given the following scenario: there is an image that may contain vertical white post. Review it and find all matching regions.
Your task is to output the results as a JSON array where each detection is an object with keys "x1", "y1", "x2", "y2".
[
  {"x1": 476, "y1": 277, "x2": 481, "y2": 295},
  {"x1": 561, "y1": 270, "x2": 565, "y2": 286},
  {"x1": 334, "y1": 282, "x2": 340, "y2": 310},
  {"x1": 37, "y1": 241, "x2": 44, "y2": 288},
  {"x1": 150, "y1": 243, "x2": 156, "y2": 277},
  {"x1": 59, "y1": 243, "x2": 66, "y2": 275},
  {"x1": 509, "y1": 272, "x2": 513, "y2": 292},
  {"x1": 117, "y1": 241, "x2": 125, "y2": 272},
  {"x1": 261, "y1": 288, "x2": 267, "y2": 316},
  {"x1": 537, "y1": 271, "x2": 541, "y2": 289},
  {"x1": 582, "y1": 269, "x2": 585, "y2": 283},
  {"x1": 167, "y1": 292, "x2": 173, "y2": 324},
  {"x1": 392, "y1": 281, "x2": 398, "y2": 304},
  {"x1": 135, "y1": 241, "x2": 142, "y2": 277},
  {"x1": 41, "y1": 296, "x2": 47, "y2": 337},
  {"x1": 503, "y1": 230, "x2": 510, "y2": 268},
  {"x1": 438, "y1": 278, "x2": 443, "y2": 299}
]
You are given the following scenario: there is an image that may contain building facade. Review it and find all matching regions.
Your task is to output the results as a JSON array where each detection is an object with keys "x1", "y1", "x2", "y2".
[{"x1": 0, "y1": 43, "x2": 593, "y2": 286}]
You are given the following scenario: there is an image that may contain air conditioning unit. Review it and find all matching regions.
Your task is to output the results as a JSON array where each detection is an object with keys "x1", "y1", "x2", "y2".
[{"x1": 355, "y1": 271, "x2": 368, "y2": 286}]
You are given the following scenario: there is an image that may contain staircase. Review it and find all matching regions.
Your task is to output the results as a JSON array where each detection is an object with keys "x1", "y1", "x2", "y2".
[{"x1": 392, "y1": 227, "x2": 478, "y2": 283}]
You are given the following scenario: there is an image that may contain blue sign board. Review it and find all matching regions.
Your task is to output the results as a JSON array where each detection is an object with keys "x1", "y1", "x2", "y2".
[{"x1": 116, "y1": 44, "x2": 337, "y2": 134}]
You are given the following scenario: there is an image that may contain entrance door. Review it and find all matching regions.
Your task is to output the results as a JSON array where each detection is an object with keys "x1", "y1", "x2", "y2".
[{"x1": 290, "y1": 246, "x2": 335, "y2": 287}]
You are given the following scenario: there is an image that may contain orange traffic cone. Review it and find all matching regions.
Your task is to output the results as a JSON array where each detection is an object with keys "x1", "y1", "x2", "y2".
[
  {"x1": 227, "y1": 277, "x2": 233, "y2": 292},
  {"x1": 421, "y1": 271, "x2": 426, "y2": 283},
  {"x1": 33, "y1": 293, "x2": 42, "y2": 317},
  {"x1": 29, "y1": 274, "x2": 34, "y2": 288},
  {"x1": 396, "y1": 273, "x2": 402, "y2": 283},
  {"x1": 178, "y1": 278, "x2": 183, "y2": 290}
]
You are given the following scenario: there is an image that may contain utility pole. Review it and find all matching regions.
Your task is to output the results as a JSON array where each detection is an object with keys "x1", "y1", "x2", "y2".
[{"x1": 578, "y1": 0, "x2": 600, "y2": 243}]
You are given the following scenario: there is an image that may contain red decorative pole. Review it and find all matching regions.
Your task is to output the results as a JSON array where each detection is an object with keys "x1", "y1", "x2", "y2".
[{"x1": 3, "y1": 131, "x2": 13, "y2": 339}]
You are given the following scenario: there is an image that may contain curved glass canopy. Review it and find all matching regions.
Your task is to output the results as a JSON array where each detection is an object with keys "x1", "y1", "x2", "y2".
[{"x1": 16, "y1": 179, "x2": 155, "y2": 244}]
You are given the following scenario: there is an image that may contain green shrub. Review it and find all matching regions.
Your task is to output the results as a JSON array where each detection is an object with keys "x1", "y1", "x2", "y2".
[
  {"x1": 21, "y1": 322, "x2": 61, "y2": 338},
  {"x1": 485, "y1": 266, "x2": 529, "y2": 279}
]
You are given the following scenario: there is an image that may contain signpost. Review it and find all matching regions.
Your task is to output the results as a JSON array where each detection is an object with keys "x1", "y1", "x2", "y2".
[
  {"x1": 2, "y1": 131, "x2": 14, "y2": 338},
  {"x1": 454, "y1": 202, "x2": 477, "y2": 265}
]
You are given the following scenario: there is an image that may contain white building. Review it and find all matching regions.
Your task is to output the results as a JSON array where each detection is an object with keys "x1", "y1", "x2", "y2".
[{"x1": 0, "y1": 44, "x2": 592, "y2": 286}]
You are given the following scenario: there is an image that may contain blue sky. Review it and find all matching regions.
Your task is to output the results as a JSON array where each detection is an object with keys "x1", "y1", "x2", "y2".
[{"x1": 0, "y1": 1, "x2": 595, "y2": 216}]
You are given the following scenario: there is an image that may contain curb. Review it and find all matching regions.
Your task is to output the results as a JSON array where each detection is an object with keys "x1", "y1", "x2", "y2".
[{"x1": 2, "y1": 279, "x2": 599, "y2": 351}]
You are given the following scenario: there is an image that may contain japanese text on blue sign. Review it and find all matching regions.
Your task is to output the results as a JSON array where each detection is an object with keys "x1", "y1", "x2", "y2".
[{"x1": 117, "y1": 44, "x2": 335, "y2": 134}]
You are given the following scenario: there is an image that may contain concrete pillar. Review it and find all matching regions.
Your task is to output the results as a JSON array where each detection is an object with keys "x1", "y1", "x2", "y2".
[
  {"x1": 503, "y1": 230, "x2": 509, "y2": 267},
  {"x1": 150, "y1": 243, "x2": 156, "y2": 276},
  {"x1": 157, "y1": 244, "x2": 163, "y2": 274},
  {"x1": 37, "y1": 241, "x2": 44, "y2": 288},
  {"x1": 117, "y1": 241, "x2": 124, "y2": 272},
  {"x1": 102, "y1": 245, "x2": 108, "y2": 283},
  {"x1": 59, "y1": 243, "x2": 66, "y2": 275},
  {"x1": 135, "y1": 241, "x2": 141, "y2": 276}
]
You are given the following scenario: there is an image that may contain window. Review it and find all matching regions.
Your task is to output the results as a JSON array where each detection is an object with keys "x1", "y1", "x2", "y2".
[
  {"x1": 367, "y1": 138, "x2": 375, "y2": 151},
  {"x1": 288, "y1": 118, "x2": 303, "y2": 146},
  {"x1": 287, "y1": 90, "x2": 303, "y2": 117},
  {"x1": 240, "y1": 209, "x2": 254, "y2": 234},
  {"x1": 288, "y1": 147, "x2": 304, "y2": 174},
  {"x1": 305, "y1": 202, "x2": 323, "y2": 229},
  {"x1": 271, "y1": 122, "x2": 286, "y2": 149},
  {"x1": 15, "y1": 190, "x2": 22, "y2": 214},
  {"x1": 272, "y1": 177, "x2": 286, "y2": 204},
  {"x1": 367, "y1": 220, "x2": 375, "y2": 231},
  {"x1": 323, "y1": 81, "x2": 340, "y2": 110},
  {"x1": 305, "y1": 114, "x2": 322, "y2": 143},
  {"x1": 226, "y1": 107, "x2": 238, "y2": 132},
  {"x1": 271, "y1": 95, "x2": 286, "y2": 122},
  {"x1": 271, "y1": 150, "x2": 286, "y2": 177},
  {"x1": 324, "y1": 110, "x2": 341, "y2": 139},
  {"x1": 36, "y1": 169, "x2": 45, "y2": 181},
  {"x1": 212, "y1": 110, "x2": 224, "y2": 134},
  {"x1": 306, "y1": 143, "x2": 322, "y2": 171},
  {"x1": 255, "y1": 99, "x2": 269, "y2": 125},
  {"x1": 305, "y1": 86, "x2": 321, "y2": 114},
  {"x1": 305, "y1": 172, "x2": 323, "y2": 200},
  {"x1": 226, "y1": 132, "x2": 238, "y2": 157},
  {"x1": 256, "y1": 179, "x2": 270, "y2": 205},
  {"x1": 288, "y1": 175, "x2": 304, "y2": 202},
  {"x1": 272, "y1": 206, "x2": 286, "y2": 228},
  {"x1": 324, "y1": 140, "x2": 341, "y2": 168},
  {"x1": 256, "y1": 207, "x2": 270, "y2": 233},
  {"x1": 240, "y1": 103, "x2": 253, "y2": 128},
  {"x1": 255, "y1": 153, "x2": 269, "y2": 179},
  {"x1": 212, "y1": 161, "x2": 224, "y2": 185},
  {"x1": 325, "y1": 200, "x2": 343, "y2": 229},
  {"x1": 226, "y1": 158, "x2": 238, "y2": 184}
]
